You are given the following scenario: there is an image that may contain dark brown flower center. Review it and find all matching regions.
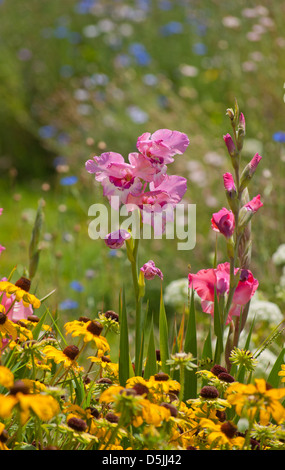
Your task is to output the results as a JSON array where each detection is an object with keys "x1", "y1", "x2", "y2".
[
  {"x1": 67, "y1": 417, "x2": 87, "y2": 432},
  {"x1": 104, "y1": 310, "x2": 119, "y2": 322},
  {"x1": 105, "y1": 412, "x2": 119, "y2": 423},
  {"x1": 161, "y1": 402, "x2": 178, "y2": 417},
  {"x1": 0, "y1": 429, "x2": 9, "y2": 443},
  {"x1": 210, "y1": 364, "x2": 227, "y2": 376},
  {"x1": 15, "y1": 277, "x2": 31, "y2": 292},
  {"x1": 96, "y1": 378, "x2": 113, "y2": 385},
  {"x1": 10, "y1": 380, "x2": 30, "y2": 395},
  {"x1": 101, "y1": 356, "x2": 111, "y2": 363},
  {"x1": 87, "y1": 320, "x2": 103, "y2": 336},
  {"x1": 154, "y1": 372, "x2": 169, "y2": 382},
  {"x1": 132, "y1": 383, "x2": 149, "y2": 396},
  {"x1": 78, "y1": 316, "x2": 90, "y2": 323},
  {"x1": 0, "y1": 312, "x2": 7, "y2": 325},
  {"x1": 200, "y1": 385, "x2": 219, "y2": 399},
  {"x1": 218, "y1": 372, "x2": 235, "y2": 383},
  {"x1": 63, "y1": 345, "x2": 79, "y2": 361},
  {"x1": 27, "y1": 315, "x2": 40, "y2": 323},
  {"x1": 221, "y1": 421, "x2": 237, "y2": 439}
]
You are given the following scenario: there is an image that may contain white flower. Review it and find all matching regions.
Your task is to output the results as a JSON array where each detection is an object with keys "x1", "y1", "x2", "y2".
[
  {"x1": 272, "y1": 244, "x2": 285, "y2": 266},
  {"x1": 164, "y1": 279, "x2": 189, "y2": 309},
  {"x1": 248, "y1": 299, "x2": 283, "y2": 326}
]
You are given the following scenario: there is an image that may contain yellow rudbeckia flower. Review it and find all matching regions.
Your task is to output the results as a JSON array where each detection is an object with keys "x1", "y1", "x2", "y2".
[
  {"x1": 0, "y1": 280, "x2": 41, "y2": 309},
  {"x1": 64, "y1": 320, "x2": 110, "y2": 355},
  {"x1": 0, "y1": 366, "x2": 14, "y2": 389},
  {"x1": 226, "y1": 379, "x2": 285, "y2": 425}
]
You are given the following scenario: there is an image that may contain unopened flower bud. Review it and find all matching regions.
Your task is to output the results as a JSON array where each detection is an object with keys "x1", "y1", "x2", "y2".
[
  {"x1": 239, "y1": 153, "x2": 262, "y2": 191},
  {"x1": 223, "y1": 173, "x2": 239, "y2": 213},
  {"x1": 237, "y1": 112, "x2": 246, "y2": 150},
  {"x1": 238, "y1": 195, "x2": 263, "y2": 232},
  {"x1": 223, "y1": 134, "x2": 236, "y2": 157},
  {"x1": 223, "y1": 134, "x2": 239, "y2": 170}
]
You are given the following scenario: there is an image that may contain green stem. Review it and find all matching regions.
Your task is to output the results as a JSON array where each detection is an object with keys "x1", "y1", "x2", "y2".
[{"x1": 130, "y1": 243, "x2": 143, "y2": 376}]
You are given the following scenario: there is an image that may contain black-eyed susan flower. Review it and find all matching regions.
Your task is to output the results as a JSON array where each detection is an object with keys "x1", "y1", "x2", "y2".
[
  {"x1": 0, "y1": 279, "x2": 41, "y2": 309},
  {"x1": 199, "y1": 418, "x2": 245, "y2": 449},
  {"x1": 0, "y1": 379, "x2": 59, "y2": 423},
  {"x1": 0, "y1": 310, "x2": 17, "y2": 342},
  {"x1": 0, "y1": 365, "x2": 14, "y2": 389},
  {"x1": 226, "y1": 379, "x2": 285, "y2": 426},
  {"x1": 43, "y1": 344, "x2": 83, "y2": 372},
  {"x1": 64, "y1": 320, "x2": 110, "y2": 355},
  {"x1": 148, "y1": 373, "x2": 180, "y2": 398},
  {"x1": 187, "y1": 385, "x2": 231, "y2": 417},
  {"x1": 88, "y1": 354, "x2": 119, "y2": 379}
]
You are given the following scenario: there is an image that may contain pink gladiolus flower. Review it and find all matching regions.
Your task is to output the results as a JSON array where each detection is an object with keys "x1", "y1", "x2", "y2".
[
  {"x1": 211, "y1": 208, "x2": 235, "y2": 238},
  {"x1": 85, "y1": 152, "x2": 143, "y2": 207},
  {"x1": 104, "y1": 229, "x2": 131, "y2": 249},
  {"x1": 137, "y1": 129, "x2": 189, "y2": 165},
  {"x1": 244, "y1": 194, "x2": 263, "y2": 213},
  {"x1": 140, "y1": 260, "x2": 163, "y2": 280},
  {"x1": 223, "y1": 133, "x2": 236, "y2": 156},
  {"x1": 188, "y1": 263, "x2": 258, "y2": 324},
  {"x1": 223, "y1": 173, "x2": 236, "y2": 193},
  {"x1": 127, "y1": 174, "x2": 187, "y2": 234}
]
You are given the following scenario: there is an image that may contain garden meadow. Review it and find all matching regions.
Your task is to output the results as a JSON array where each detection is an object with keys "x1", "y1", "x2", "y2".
[{"x1": 0, "y1": 0, "x2": 285, "y2": 452}]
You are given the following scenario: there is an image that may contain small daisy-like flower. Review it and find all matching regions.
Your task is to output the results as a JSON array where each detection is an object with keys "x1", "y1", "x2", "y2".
[
  {"x1": 88, "y1": 354, "x2": 119, "y2": 378},
  {"x1": 43, "y1": 344, "x2": 83, "y2": 371},
  {"x1": 0, "y1": 279, "x2": 41, "y2": 309},
  {"x1": 64, "y1": 320, "x2": 110, "y2": 355},
  {"x1": 148, "y1": 373, "x2": 180, "y2": 398},
  {"x1": 0, "y1": 380, "x2": 60, "y2": 423},
  {"x1": 226, "y1": 379, "x2": 285, "y2": 425},
  {"x1": 0, "y1": 366, "x2": 14, "y2": 389},
  {"x1": 200, "y1": 418, "x2": 245, "y2": 449},
  {"x1": 0, "y1": 310, "x2": 17, "y2": 342}
]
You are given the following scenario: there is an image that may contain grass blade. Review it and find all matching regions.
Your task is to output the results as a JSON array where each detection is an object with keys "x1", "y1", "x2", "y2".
[
  {"x1": 118, "y1": 288, "x2": 133, "y2": 386},
  {"x1": 144, "y1": 315, "x2": 157, "y2": 380},
  {"x1": 184, "y1": 289, "x2": 197, "y2": 400}
]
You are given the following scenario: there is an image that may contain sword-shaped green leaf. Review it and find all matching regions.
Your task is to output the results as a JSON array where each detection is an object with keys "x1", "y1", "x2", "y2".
[{"x1": 159, "y1": 287, "x2": 170, "y2": 374}]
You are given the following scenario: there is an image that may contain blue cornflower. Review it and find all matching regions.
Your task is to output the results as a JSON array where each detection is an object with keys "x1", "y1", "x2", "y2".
[
  {"x1": 60, "y1": 176, "x2": 78, "y2": 186},
  {"x1": 129, "y1": 43, "x2": 151, "y2": 66},
  {"x1": 70, "y1": 280, "x2": 84, "y2": 292},
  {"x1": 193, "y1": 42, "x2": 207, "y2": 55},
  {"x1": 38, "y1": 125, "x2": 56, "y2": 139},
  {"x1": 160, "y1": 21, "x2": 183, "y2": 36},
  {"x1": 59, "y1": 299, "x2": 79, "y2": 310},
  {"x1": 273, "y1": 131, "x2": 285, "y2": 143}
]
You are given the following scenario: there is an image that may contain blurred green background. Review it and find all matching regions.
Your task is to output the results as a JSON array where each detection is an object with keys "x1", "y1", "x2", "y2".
[{"x1": 0, "y1": 0, "x2": 284, "y2": 331}]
